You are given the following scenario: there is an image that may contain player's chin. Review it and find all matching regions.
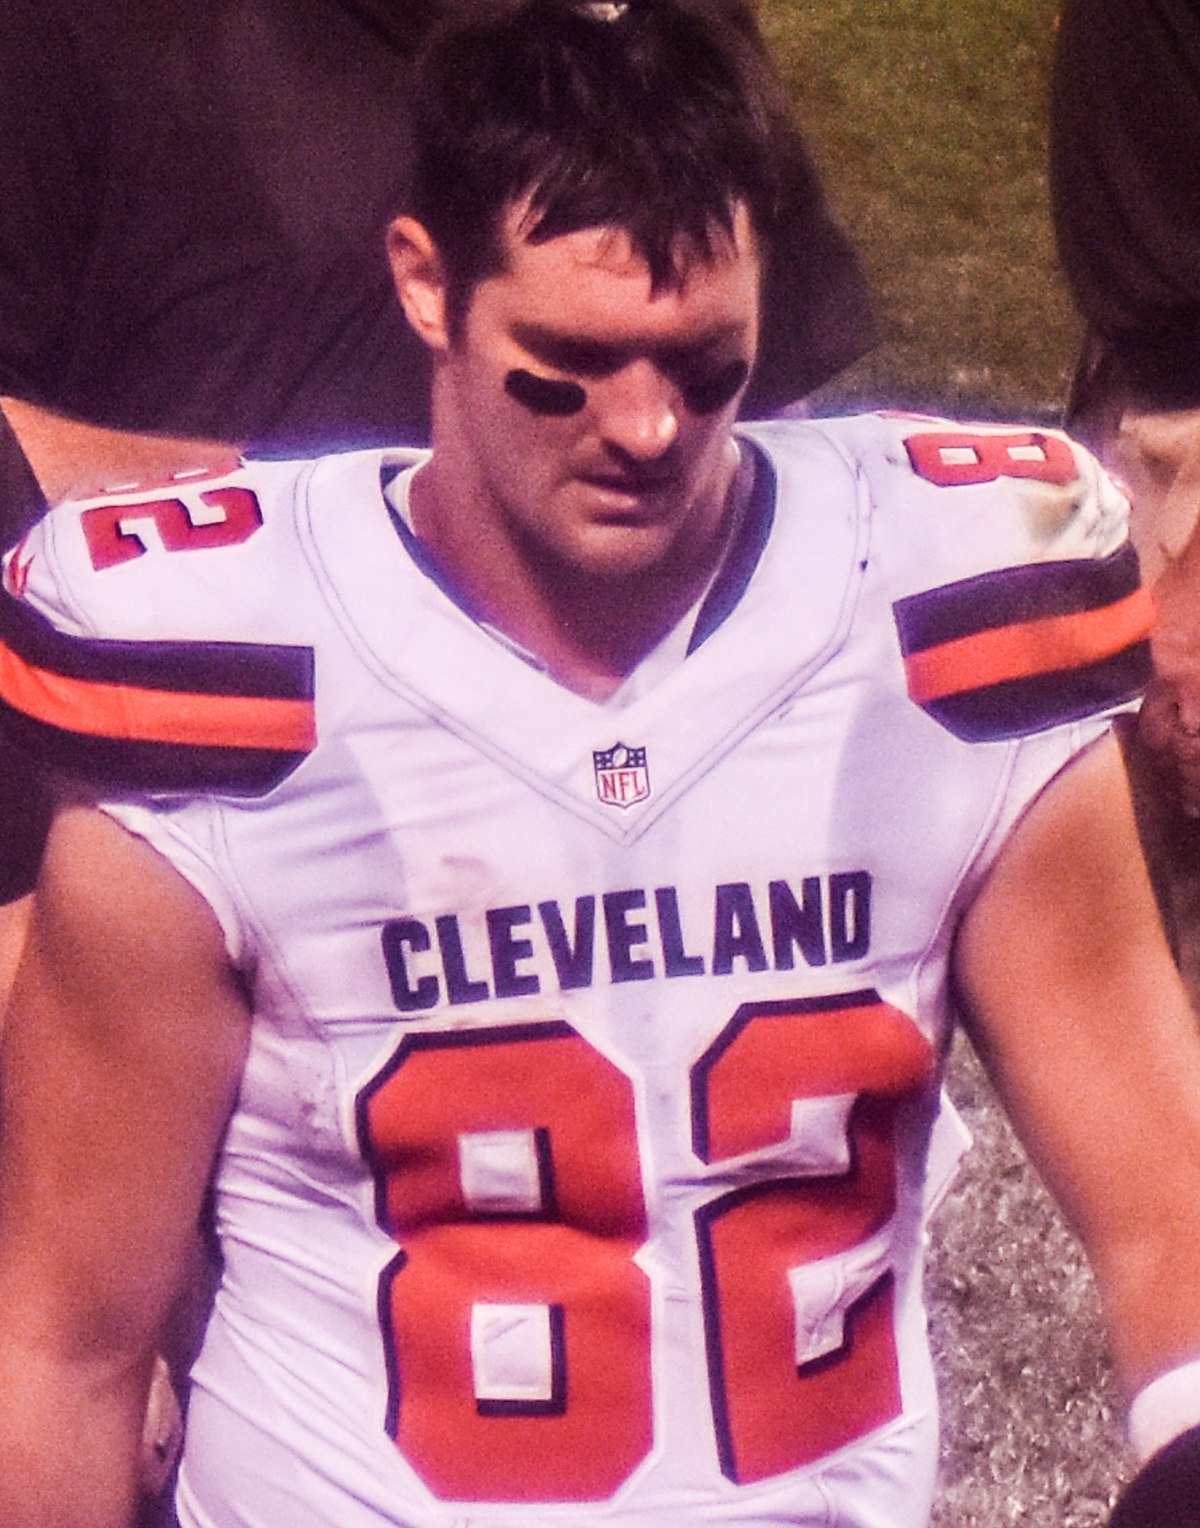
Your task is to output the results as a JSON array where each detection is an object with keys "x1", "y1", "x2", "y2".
[{"x1": 566, "y1": 518, "x2": 684, "y2": 579}]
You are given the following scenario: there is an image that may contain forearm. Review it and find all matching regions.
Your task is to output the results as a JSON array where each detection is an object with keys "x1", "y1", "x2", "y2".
[
  {"x1": 1087, "y1": 1152, "x2": 1200, "y2": 1398},
  {"x1": 967, "y1": 943, "x2": 1200, "y2": 1401},
  {"x1": 956, "y1": 736, "x2": 1200, "y2": 1399},
  {"x1": 1, "y1": 396, "x2": 237, "y2": 508}
]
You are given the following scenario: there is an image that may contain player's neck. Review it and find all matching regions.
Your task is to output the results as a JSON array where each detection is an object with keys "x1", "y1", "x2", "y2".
[{"x1": 408, "y1": 444, "x2": 750, "y2": 702}]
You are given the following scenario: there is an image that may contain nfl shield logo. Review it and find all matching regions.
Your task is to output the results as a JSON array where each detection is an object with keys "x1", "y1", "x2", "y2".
[{"x1": 593, "y1": 742, "x2": 651, "y2": 809}]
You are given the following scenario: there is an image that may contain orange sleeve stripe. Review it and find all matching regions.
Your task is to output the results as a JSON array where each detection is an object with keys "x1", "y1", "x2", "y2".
[
  {"x1": 0, "y1": 641, "x2": 316, "y2": 752},
  {"x1": 904, "y1": 586, "x2": 1155, "y2": 704}
]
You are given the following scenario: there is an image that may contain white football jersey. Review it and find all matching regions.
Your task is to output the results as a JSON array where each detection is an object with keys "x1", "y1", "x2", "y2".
[{"x1": 0, "y1": 414, "x2": 1149, "y2": 1528}]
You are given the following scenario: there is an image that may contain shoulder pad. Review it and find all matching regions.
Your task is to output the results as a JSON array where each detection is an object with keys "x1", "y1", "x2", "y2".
[
  {"x1": 816, "y1": 409, "x2": 1131, "y2": 565},
  {"x1": 819, "y1": 412, "x2": 1152, "y2": 741},
  {"x1": 0, "y1": 459, "x2": 317, "y2": 794}
]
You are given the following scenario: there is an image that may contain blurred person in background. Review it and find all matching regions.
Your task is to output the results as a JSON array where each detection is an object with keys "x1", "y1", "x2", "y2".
[
  {"x1": 1052, "y1": 0, "x2": 1200, "y2": 1004},
  {"x1": 0, "y1": 0, "x2": 873, "y2": 914}
]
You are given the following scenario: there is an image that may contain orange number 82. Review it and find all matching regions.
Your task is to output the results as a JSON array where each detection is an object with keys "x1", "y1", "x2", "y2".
[{"x1": 357, "y1": 992, "x2": 934, "y2": 1502}]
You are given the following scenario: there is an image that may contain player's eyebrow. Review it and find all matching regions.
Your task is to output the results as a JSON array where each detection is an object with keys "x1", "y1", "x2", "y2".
[
  {"x1": 510, "y1": 325, "x2": 623, "y2": 376},
  {"x1": 510, "y1": 320, "x2": 752, "y2": 378},
  {"x1": 654, "y1": 323, "x2": 753, "y2": 368}
]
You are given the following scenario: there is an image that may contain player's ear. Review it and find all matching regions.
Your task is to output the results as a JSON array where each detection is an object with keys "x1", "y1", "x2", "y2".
[{"x1": 388, "y1": 217, "x2": 451, "y2": 352}]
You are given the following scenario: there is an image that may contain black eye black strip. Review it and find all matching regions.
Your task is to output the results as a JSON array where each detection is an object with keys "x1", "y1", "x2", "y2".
[{"x1": 505, "y1": 369, "x2": 588, "y2": 416}]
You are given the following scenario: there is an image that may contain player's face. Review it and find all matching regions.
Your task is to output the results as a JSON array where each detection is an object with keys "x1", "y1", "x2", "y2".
[{"x1": 437, "y1": 205, "x2": 760, "y2": 581}]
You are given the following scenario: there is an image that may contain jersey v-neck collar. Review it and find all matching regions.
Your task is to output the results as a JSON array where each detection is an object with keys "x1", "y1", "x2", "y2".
[
  {"x1": 298, "y1": 423, "x2": 867, "y2": 841},
  {"x1": 379, "y1": 440, "x2": 777, "y2": 702}
]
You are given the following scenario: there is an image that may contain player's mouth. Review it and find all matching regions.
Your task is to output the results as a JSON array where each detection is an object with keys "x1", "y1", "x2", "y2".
[{"x1": 576, "y1": 471, "x2": 680, "y2": 517}]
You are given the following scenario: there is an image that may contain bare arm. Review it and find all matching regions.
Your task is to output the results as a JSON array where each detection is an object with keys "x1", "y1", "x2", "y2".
[
  {"x1": 955, "y1": 731, "x2": 1200, "y2": 1397},
  {"x1": 1094, "y1": 410, "x2": 1200, "y2": 815},
  {"x1": 1137, "y1": 519, "x2": 1200, "y2": 815},
  {"x1": 1, "y1": 396, "x2": 238, "y2": 507},
  {"x1": 0, "y1": 805, "x2": 250, "y2": 1527}
]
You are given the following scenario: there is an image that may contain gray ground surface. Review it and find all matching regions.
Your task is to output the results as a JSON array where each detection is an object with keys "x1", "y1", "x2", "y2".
[{"x1": 929, "y1": 1035, "x2": 1133, "y2": 1525}]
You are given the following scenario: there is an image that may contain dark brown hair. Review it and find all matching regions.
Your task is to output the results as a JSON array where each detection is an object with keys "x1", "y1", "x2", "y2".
[{"x1": 407, "y1": 0, "x2": 802, "y2": 333}]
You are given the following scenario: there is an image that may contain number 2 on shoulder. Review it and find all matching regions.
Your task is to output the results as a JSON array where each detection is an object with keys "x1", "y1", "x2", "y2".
[{"x1": 81, "y1": 486, "x2": 263, "y2": 570}]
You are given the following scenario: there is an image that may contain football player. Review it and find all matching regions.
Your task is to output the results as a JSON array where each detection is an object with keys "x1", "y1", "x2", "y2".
[{"x1": 0, "y1": 2, "x2": 1197, "y2": 1525}]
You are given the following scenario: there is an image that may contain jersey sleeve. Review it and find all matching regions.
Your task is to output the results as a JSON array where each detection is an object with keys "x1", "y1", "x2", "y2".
[
  {"x1": 827, "y1": 412, "x2": 1154, "y2": 743},
  {"x1": 0, "y1": 459, "x2": 318, "y2": 794}
]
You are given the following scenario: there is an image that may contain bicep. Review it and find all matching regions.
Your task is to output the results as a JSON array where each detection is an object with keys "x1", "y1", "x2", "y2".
[
  {"x1": 0, "y1": 803, "x2": 250, "y2": 1355},
  {"x1": 955, "y1": 731, "x2": 1200, "y2": 1388}
]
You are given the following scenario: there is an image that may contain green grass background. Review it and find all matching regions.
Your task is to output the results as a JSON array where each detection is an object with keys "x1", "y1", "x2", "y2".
[
  {"x1": 758, "y1": 3, "x2": 1136, "y2": 1520},
  {"x1": 764, "y1": 0, "x2": 1081, "y2": 420}
]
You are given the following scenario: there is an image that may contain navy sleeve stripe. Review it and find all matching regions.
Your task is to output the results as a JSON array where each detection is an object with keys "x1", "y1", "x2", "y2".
[{"x1": 894, "y1": 541, "x2": 1143, "y2": 653}]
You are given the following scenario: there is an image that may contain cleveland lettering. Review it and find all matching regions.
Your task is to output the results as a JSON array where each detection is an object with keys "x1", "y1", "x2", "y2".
[{"x1": 381, "y1": 872, "x2": 871, "y2": 1012}]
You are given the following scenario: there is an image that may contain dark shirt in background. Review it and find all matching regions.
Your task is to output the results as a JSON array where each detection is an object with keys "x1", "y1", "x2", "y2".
[
  {"x1": 1051, "y1": 0, "x2": 1200, "y2": 409},
  {"x1": 0, "y1": 0, "x2": 875, "y2": 904}
]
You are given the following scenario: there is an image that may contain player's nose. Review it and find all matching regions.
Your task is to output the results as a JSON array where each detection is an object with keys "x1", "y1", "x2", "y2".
[{"x1": 598, "y1": 360, "x2": 680, "y2": 461}]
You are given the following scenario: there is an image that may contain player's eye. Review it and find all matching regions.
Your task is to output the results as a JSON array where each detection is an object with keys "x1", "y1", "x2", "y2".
[
  {"x1": 505, "y1": 369, "x2": 588, "y2": 416},
  {"x1": 678, "y1": 358, "x2": 750, "y2": 415}
]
